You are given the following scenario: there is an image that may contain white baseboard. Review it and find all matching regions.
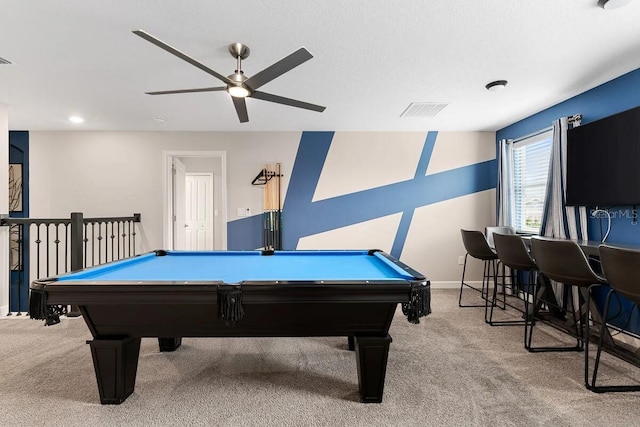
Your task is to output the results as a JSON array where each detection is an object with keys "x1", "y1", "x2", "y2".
[{"x1": 0, "y1": 305, "x2": 8, "y2": 317}]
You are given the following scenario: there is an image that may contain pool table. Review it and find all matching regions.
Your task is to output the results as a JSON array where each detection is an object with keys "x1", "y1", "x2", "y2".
[{"x1": 30, "y1": 249, "x2": 430, "y2": 404}]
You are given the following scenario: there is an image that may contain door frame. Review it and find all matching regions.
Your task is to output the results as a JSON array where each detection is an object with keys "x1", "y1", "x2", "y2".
[
  {"x1": 172, "y1": 157, "x2": 187, "y2": 250},
  {"x1": 162, "y1": 151, "x2": 227, "y2": 250}
]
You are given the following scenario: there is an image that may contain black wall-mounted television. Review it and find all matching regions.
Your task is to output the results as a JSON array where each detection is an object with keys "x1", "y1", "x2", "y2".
[{"x1": 566, "y1": 105, "x2": 640, "y2": 206}]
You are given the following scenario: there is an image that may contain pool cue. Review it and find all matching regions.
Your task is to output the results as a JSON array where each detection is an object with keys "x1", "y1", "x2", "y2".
[
  {"x1": 263, "y1": 165, "x2": 269, "y2": 249},
  {"x1": 268, "y1": 163, "x2": 275, "y2": 249},
  {"x1": 275, "y1": 163, "x2": 282, "y2": 250}
]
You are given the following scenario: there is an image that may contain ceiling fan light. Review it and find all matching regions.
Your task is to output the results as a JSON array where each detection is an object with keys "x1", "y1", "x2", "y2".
[{"x1": 228, "y1": 85, "x2": 250, "y2": 98}]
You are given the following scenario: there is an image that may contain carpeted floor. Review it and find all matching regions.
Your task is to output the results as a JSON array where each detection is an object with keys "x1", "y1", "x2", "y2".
[{"x1": 1, "y1": 289, "x2": 640, "y2": 426}]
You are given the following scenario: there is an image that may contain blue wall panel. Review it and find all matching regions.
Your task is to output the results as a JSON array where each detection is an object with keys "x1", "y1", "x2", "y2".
[
  {"x1": 227, "y1": 214, "x2": 264, "y2": 250},
  {"x1": 282, "y1": 131, "x2": 497, "y2": 256},
  {"x1": 498, "y1": 68, "x2": 640, "y2": 141},
  {"x1": 497, "y1": 67, "x2": 640, "y2": 247},
  {"x1": 227, "y1": 131, "x2": 498, "y2": 254},
  {"x1": 9, "y1": 131, "x2": 30, "y2": 313},
  {"x1": 497, "y1": 66, "x2": 640, "y2": 334}
]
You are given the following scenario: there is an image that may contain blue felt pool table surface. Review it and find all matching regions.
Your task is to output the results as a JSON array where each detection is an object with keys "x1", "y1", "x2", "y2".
[{"x1": 56, "y1": 250, "x2": 419, "y2": 284}]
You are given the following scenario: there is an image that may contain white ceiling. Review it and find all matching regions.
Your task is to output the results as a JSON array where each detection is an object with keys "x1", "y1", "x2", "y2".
[{"x1": 1, "y1": 0, "x2": 640, "y2": 132}]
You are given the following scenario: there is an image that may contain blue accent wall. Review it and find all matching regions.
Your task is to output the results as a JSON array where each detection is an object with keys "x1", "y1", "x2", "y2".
[
  {"x1": 227, "y1": 131, "x2": 498, "y2": 254},
  {"x1": 497, "y1": 67, "x2": 640, "y2": 244},
  {"x1": 281, "y1": 131, "x2": 497, "y2": 255},
  {"x1": 498, "y1": 68, "x2": 640, "y2": 140},
  {"x1": 498, "y1": 66, "x2": 640, "y2": 333},
  {"x1": 227, "y1": 215, "x2": 264, "y2": 250},
  {"x1": 9, "y1": 131, "x2": 30, "y2": 313}
]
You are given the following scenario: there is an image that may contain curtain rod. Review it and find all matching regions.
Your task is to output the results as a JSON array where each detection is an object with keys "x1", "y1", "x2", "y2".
[
  {"x1": 508, "y1": 113, "x2": 582, "y2": 144},
  {"x1": 509, "y1": 126, "x2": 552, "y2": 144}
]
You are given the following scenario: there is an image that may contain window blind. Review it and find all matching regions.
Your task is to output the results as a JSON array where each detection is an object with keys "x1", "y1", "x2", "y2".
[{"x1": 512, "y1": 130, "x2": 553, "y2": 233}]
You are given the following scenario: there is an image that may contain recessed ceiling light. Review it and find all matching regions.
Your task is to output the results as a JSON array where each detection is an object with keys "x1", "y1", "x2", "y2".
[
  {"x1": 598, "y1": 0, "x2": 633, "y2": 10},
  {"x1": 68, "y1": 116, "x2": 84, "y2": 124},
  {"x1": 485, "y1": 80, "x2": 508, "y2": 91}
]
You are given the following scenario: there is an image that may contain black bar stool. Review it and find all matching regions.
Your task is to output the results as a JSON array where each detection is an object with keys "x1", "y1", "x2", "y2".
[
  {"x1": 529, "y1": 237, "x2": 606, "y2": 360},
  {"x1": 586, "y1": 245, "x2": 640, "y2": 392},
  {"x1": 459, "y1": 229, "x2": 498, "y2": 308},
  {"x1": 489, "y1": 233, "x2": 537, "y2": 332}
]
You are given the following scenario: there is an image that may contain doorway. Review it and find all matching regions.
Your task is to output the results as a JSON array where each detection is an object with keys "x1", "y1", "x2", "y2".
[
  {"x1": 163, "y1": 151, "x2": 227, "y2": 250},
  {"x1": 184, "y1": 173, "x2": 214, "y2": 250}
]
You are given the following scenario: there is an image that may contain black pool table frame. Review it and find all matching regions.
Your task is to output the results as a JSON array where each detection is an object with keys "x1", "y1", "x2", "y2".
[{"x1": 30, "y1": 249, "x2": 430, "y2": 404}]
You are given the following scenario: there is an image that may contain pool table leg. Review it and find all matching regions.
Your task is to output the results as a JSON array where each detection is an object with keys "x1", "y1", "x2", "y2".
[
  {"x1": 87, "y1": 337, "x2": 141, "y2": 404},
  {"x1": 158, "y1": 337, "x2": 182, "y2": 352},
  {"x1": 354, "y1": 334, "x2": 392, "y2": 403},
  {"x1": 347, "y1": 336, "x2": 355, "y2": 351}
]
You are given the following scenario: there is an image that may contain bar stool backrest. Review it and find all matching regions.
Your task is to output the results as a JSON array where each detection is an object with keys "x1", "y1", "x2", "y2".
[
  {"x1": 461, "y1": 229, "x2": 497, "y2": 261},
  {"x1": 530, "y1": 237, "x2": 605, "y2": 287},
  {"x1": 485, "y1": 226, "x2": 515, "y2": 249},
  {"x1": 599, "y1": 245, "x2": 640, "y2": 306},
  {"x1": 493, "y1": 233, "x2": 536, "y2": 271}
]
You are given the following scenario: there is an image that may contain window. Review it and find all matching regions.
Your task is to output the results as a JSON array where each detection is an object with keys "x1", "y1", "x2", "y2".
[{"x1": 512, "y1": 130, "x2": 553, "y2": 233}]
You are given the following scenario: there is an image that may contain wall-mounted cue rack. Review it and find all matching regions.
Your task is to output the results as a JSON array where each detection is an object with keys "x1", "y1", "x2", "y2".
[{"x1": 251, "y1": 163, "x2": 282, "y2": 250}]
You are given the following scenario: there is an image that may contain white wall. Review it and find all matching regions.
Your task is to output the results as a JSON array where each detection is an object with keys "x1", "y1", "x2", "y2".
[
  {"x1": 402, "y1": 189, "x2": 496, "y2": 284},
  {"x1": 28, "y1": 130, "x2": 495, "y2": 284},
  {"x1": 29, "y1": 131, "x2": 301, "y2": 251}
]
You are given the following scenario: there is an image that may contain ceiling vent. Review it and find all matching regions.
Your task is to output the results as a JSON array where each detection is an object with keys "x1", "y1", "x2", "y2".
[
  {"x1": 400, "y1": 102, "x2": 448, "y2": 118},
  {"x1": 0, "y1": 56, "x2": 13, "y2": 65}
]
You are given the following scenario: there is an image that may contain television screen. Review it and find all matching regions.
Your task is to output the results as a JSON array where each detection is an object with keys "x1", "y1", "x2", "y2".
[{"x1": 566, "y1": 106, "x2": 640, "y2": 206}]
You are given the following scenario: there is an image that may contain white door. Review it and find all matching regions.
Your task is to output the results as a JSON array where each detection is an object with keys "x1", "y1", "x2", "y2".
[
  {"x1": 185, "y1": 173, "x2": 214, "y2": 250},
  {"x1": 173, "y1": 158, "x2": 187, "y2": 250}
]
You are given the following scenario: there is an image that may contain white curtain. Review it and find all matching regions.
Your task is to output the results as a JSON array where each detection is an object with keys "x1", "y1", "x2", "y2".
[
  {"x1": 539, "y1": 116, "x2": 588, "y2": 307},
  {"x1": 540, "y1": 117, "x2": 588, "y2": 239},
  {"x1": 496, "y1": 139, "x2": 514, "y2": 227}
]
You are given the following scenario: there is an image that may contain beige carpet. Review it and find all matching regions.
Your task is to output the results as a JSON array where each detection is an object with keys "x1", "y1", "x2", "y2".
[{"x1": 1, "y1": 289, "x2": 640, "y2": 426}]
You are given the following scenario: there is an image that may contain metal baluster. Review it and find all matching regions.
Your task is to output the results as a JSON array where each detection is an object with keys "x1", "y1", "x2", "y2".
[
  {"x1": 35, "y1": 224, "x2": 42, "y2": 279},
  {"x1": 97, "y1": 222, "x2": 103, "y2": 264},
  {"x1": 83, "y1": 222, "x2": 89, "y2": 268},
  {"x1": 132, "y1": 220, "x2": 136, "y2": 256},
  {"x1": 64, "y1": 223, "x2": 70, "y2": 273},
  {"x1": 110, "y1": 221, "x2": 115, "y2": 262},
  {"x1": 91, "y1": 222, "x2": 96, "y2": 267},
  {"x1": 118, "y1": 221, "x2": 127, "y2": 258},
  {"x1": 45, "y1": 224, "x2": 50, "y2": 278},
  {"x1": 54, "y1": 224, "x2": 61, "y2": 275}
]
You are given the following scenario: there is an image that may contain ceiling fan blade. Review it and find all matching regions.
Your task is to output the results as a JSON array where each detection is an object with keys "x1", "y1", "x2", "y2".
[
  {"x1": 146, "y1": 87, "x2": 226, "y2": 95},
  {"x1": 251, "y1": 91, "x2": 325, "y2": 112},
  {"x1": 133, "y1": 30, "x2": 234, "y2": 86},
  {"x1": 232, "y1": 97, "x2": 249, "y2": 123},
  {"x1": 244, "y1": 47, "x2": 313, "y2": 91}
]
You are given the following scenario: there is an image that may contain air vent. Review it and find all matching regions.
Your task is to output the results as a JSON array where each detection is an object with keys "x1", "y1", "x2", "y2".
[
  {"x1": 400, "y1": 102, "x2": 449, "y2": 118},
  {"x1": 0, "y1": 56, "x2": 13, "y2": 65}
]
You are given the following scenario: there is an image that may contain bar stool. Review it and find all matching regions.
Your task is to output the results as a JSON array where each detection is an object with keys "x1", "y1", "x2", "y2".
[
  {"x1": 586, "y1": 245, "x2": 640, "y2": 392},
  {"x1": 484, "y1": 226, "x2": 515, "y2": 312},
  {"x1": 529, "y1": 237, "x2": 606, "y2": 356},
  {"x1": 489, "y1": 233, "x2": 537, "y2": 332},
  {"x1": 459, "y1": 229, "x2": 498, "y2": 308}
]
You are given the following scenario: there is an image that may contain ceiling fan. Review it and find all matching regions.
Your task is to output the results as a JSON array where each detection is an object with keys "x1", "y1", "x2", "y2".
[{"x1": 133, "y1": 30, "x2": 326, "y2": 123}]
